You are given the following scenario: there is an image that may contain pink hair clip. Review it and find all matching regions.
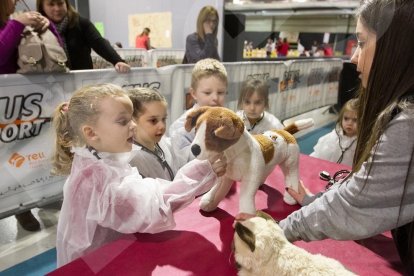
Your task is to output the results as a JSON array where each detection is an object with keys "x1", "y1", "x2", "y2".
[{"x1": 61, "y1": 102, "x2": 69, "y2": 112}]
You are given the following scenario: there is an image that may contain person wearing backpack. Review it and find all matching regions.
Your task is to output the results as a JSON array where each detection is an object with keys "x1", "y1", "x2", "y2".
[
  {"x1": 0, "y1": 0, "x2": 60, "y2": 74},
  {"x1": 36, "y1": 0, "x2": 130, "y2": 73}
]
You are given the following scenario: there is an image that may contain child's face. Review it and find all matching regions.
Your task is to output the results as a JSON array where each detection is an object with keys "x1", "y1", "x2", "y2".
[
  {"x1": 242, "y1": 91, "x2": 266, "y2": 120},
  {"x1": 190, "y1": 75, "x2": 227, "y2": 107},
  {"x1": 341, "y1": 110, "x2": 357, "y2": 137},
  {"x1": 133, "y1": 101, "x2": 167, "y2": 149},
  {"x1": 91, "y1": 95, "x2": 135, "y2": 153}
]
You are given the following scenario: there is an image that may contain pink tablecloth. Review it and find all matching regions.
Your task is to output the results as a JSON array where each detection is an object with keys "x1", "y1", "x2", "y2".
[{"x1": 49, "y1": 154, "x2": 403, "y2": 275}]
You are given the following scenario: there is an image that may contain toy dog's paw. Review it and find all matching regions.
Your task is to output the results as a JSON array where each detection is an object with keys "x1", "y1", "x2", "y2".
[
  {"x1": 199, "y1": 197, "x2": 219, "y2": 212},
  {"x1": 283, "y1": 192, "x2": 298, "y2": 205}
]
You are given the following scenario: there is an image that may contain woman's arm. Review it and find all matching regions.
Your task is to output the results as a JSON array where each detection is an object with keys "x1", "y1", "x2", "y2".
[
  {"x1": 0, "y1": 20, "x2": 25, "y2": 66},
  {"x1": 80, "y1": 17, "x2": 130, "y2": 72},
  {"x1": 280, "y1": 112, "x2": 414, "y2": 242}
]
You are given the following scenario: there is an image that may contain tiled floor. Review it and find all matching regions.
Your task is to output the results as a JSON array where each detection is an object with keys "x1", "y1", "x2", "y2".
[
  {"x1": 0, "y1": 203, "x2": 61, "y2": 272},
  {"x1": 0, "y1": 105, "x2": 337, "y2": 274}
]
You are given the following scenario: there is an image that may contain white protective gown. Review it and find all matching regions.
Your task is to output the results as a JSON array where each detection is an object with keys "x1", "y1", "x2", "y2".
[
  {"x1": 236, "y1": 110, "x2": 284, "y2": 134},
  {"x1": 169, "y1": 105, "x2": 199, "y2": 168},
  {"x1": 56, "y1": 145, "x2": 218, "y2": 267},
  {"x1": 310, "y1": 127, "x2": 357, "y2": 167}
]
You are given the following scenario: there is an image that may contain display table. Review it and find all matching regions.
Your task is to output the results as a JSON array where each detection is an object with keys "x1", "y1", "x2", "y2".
[{"x1": 49, "y1": 155, "x2": 403, "y2": 276}]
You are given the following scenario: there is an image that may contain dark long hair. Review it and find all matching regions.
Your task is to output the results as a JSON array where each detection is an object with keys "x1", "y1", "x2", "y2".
[
  {"x1": 0, "y1": 0, "x2": 13, "y2": 27},
  {"x1": 354, "y1": 1, "x2": 414, "y2": 273},
  {"x1": 354, "y1": 0, "x2": 414, "y2": 170}
]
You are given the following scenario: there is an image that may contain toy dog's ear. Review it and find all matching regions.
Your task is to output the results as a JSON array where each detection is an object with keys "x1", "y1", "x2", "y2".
[
  {"x1": 185, "y1": 106, "x2": 209, "y2": 132},
  {"x1": 235, "y1": 222, "x2": 256, "y2": 252},
  {"x1": 214, "y1": 115, "x2": 244, "y2": 140},
  {"x1": 256, "y1": 210, "x2": 278, "y2": 223}
]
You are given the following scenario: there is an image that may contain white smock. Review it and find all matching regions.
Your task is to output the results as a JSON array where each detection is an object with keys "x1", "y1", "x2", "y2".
[
  {"x1": 56, "y1": 145, "x2": 218, "y2": 267},
  {"x1": 169, "y1": 105, "x2": 198, "y2": 168},
  {"x1": 236, "y1": 110, "x2": 284, "y2": 134},
  {"x1": 310, "y1": 127, "x2": 357, "y2": 167}
]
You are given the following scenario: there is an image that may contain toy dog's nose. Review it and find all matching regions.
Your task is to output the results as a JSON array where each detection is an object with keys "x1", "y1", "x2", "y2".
[{"x1": 191, "y1": 144, "x2": 201, "y2": 156}]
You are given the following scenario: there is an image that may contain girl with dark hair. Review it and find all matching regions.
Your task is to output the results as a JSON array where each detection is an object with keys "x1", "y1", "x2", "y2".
[
  {"x1": 238, "y1": 0, "x2": 414, "y2": 273},
  {"x1": 236, "y1": 78, "x2": 284, "y2": 134}
]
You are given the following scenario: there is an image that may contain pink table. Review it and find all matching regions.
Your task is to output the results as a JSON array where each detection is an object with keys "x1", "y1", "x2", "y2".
[{"x1": 49, "y1": 155, "x2": 403, "y2": 275}]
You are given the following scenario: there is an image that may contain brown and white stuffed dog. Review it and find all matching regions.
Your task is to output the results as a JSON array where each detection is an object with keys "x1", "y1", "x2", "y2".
[
  {"x1": 234, "y1": 211, "x2": 356, "y2": 276},
  {"x1": 185, "y1": 106, "x2": 313, "y2": 215}
]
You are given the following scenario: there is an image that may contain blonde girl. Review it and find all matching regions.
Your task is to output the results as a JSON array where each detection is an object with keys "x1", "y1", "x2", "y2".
[
  {"x1": 236, "y1": 78, "x2": 284, "y2": 134},
  {"x1": 310, "y1": 98, "x2": 358, "y2": 167},
  {"x1": 53, "y1": 83, "x2": 226, "y2": 266},
  {"x1": 127, "y1": 88, "x2": 177, "y2": 180}
]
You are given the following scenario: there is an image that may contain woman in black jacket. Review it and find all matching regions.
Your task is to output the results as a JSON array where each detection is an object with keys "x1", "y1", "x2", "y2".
[{"x1": 37, "y1": 0, "x2": 130, "y2": 72}]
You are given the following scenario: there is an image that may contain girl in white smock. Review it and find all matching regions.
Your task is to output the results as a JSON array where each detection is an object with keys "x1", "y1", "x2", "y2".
[
  {"x1": 53, "y1": 84, "x2": 226, "y2": 267},
  {"x1": 310, "y1": 98, "x2": 358, "y2": 167},
  {"x1": 236, "y1": 78, "x2": 284, "y2": 134}
]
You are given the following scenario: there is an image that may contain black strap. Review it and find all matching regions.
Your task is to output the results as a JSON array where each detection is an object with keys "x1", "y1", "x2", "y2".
[
  {"x1": 244, "y1": 111, "x2": 265, "y2": 132},
  {"x1": 335, "y1": 126, "x2": 357, "y2": 164},
  {"x1": 87, "y1": 146, "x2": 101, "y2": 160}
]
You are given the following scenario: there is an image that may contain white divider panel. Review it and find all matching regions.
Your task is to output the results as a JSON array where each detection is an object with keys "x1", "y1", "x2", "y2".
[
  {"x1": 0, "y1": 73, "x2": 75, "y2": 218},
  {"x1": 0, "y1": 59, "x2": 342, "y2": 218},
  {"x1": 148, "y1": 49, "x2": 185, "y2": 67},
  {"x1": 168, "y1": 59, "x2": 343, "y2": 124}
]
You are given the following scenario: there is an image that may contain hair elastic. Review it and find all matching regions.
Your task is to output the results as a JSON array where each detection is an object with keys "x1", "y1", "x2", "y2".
[{"x1": 61, "y1": 102, "x2": 69, "y2": 112}]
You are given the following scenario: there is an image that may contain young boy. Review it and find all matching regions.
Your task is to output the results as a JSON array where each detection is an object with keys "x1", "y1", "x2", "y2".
[{"x1": 169, "y1": 58, "x2": 228, "y2": 168}]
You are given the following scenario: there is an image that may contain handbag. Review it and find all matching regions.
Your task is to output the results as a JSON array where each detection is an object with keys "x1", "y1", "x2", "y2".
[{"x1": 17, "y1": 26, "x2": 69, "y2": 74}]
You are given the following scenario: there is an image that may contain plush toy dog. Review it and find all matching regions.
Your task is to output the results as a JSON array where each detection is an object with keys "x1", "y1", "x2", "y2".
[
  {"x1": 185, "y1": 106, "x2": 313, "y2": 215},
  {"x1": 234, "y1": 211, "x2": 356, "y2": 276}
]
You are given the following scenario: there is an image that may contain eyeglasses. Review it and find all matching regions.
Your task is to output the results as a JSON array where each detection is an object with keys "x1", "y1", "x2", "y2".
[
  {"x1": 205, "y1": 18, "x2": 218, "y2": 24},
  {"x1": 319, "y1": 169, "x2": 350, "y2": 190}
]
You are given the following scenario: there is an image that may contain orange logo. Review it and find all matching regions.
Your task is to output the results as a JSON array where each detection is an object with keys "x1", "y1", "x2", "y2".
[
  {"x1": 8, "y1": 152, "x2": 46, "y2": 168},
  {"x1": 8, "y1": 153, "x2": 25, "y2": 168}
]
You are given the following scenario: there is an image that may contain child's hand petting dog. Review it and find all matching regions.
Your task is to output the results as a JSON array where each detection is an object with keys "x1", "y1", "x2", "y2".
[{"x1": 209, "y1": 154, "x2": 227, "y2": 177}]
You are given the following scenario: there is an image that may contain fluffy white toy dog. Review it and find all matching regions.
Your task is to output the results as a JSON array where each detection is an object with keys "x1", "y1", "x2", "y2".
[
  {"x1": 185, "y1": 106, "x2": 313, "y2": 215},
  {"x1": 234, "y1": 211, "x2": 356, "y2": 276}
]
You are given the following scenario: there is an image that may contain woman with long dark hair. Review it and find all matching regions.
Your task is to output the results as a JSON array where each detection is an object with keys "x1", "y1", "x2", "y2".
[{"x1": 238, "y1": 0, "x2": 414, "y2": 273}]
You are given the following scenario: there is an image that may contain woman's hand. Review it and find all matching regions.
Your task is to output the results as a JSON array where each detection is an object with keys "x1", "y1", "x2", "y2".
[
  {"x1": 15, "y1": 12, "x2": 49, "y2": 32},
  {"x1": 203, "y1": 21, "x2": 214, "y2": 35},
  {"x1": 114, "y1": 62, "x2": 131, "y2": 73},
  {"x1": 208, "y1": 154, "x2": 227, "y2": 177},
  {"x1": 285, "y1": 180, "x2": 312, "y2": 205}
]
